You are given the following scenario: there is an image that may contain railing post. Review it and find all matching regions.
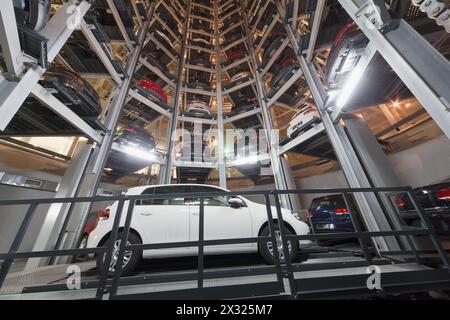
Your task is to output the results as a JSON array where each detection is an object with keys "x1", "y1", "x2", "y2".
[
  {"x1": 342, "y1": 193, "x2": 373, "y2": 265},
  {"x1": 384, "y1": 191, "x2": 422, "y2": 265},
  {"x1": 272, "y1": 190, "x2": 297, "y2": 296},
  {"x1": 109, "y1": 199, "x2": 136, "y2": 298},
  {"x1": 263, "y1": 193, "x2": 284, "y2": 283},
  {"x1": 0, "y1": 203, "x2": 38, "y2": 289},
  {"x1": 407, "y1": 191, "x2": 450, "y2": 271},
  {"x1": 198, "y1": 196, "x2": 205, "y2": 289},
  {"x1": 96, "y1": 197, "x2": 126, "y2": 299}
]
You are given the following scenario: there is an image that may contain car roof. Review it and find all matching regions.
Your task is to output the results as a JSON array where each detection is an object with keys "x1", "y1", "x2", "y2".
[{"x1": 126, "y1": 184, "x2": 228, "y2": 195}]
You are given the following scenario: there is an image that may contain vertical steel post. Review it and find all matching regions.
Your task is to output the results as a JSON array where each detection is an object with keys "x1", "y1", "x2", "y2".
[
  {"x1": 198, "y1": 196, "x2": 205, "y2": 288},
  {"x1": 54, "y1": 3, "x2": 157, "y2": 257},
  {"x1": 272, "y1": 191, "x2": 297, "y2": 296},
  {"x1": 161, "y1": 0, "x2": 192, "y2": 184},
  {"x1": 240, "y1": 0, "x2": 290, "y2": 208},
  {"x1": 96, "y1": 198, "x2": 126, "y2": 299},
  {"x1": 0, "y1": 0, "x2": 24, "y2": 77},
  {"x1": 214, "y1": 0, "x2": 227, "y2": 188},
  {"x1": 109, "y1": 199, "x2": 136, "y2": 297},
  {"x1": 263, "y1": 193, "x2": 284, "y2": 283},
  {"x1": 283, "y1": 22, "x2": 400, "y2": 253},
  {"x1": 0, "y1": 203, "x2": 38, "y2": 288}
]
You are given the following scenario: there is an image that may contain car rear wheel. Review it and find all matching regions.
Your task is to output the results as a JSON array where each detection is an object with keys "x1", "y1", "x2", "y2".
[
  {"x1": 96, "y1": 232, "x2": 141, "y2": 276},
  {"x1": 259, "y1": 225, "x2": 298, "y2": 264}
]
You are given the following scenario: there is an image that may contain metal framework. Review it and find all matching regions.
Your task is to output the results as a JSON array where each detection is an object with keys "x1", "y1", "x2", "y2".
[
  {"x1": 0, "y1": 0, "x2": 450, "y2": 299},
  {"x1": 1, "y1": 186, "x2": 449, "y2": 299}
]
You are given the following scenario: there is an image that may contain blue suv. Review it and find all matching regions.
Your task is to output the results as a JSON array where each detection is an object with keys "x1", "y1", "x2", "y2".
[{"x1": 308, "y1": 195, "x2": 356, "y2": 233}]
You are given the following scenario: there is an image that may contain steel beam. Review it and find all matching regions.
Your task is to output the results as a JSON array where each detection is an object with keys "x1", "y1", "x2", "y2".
[
  {"x1": 260, "y1": 38, "x2": 290, "y2": 76},
  {"x1": 338, "y1": 0, "x2": 450, "y2": 140},
  {"x1": 148, "y1": 33, "x2": 179, "y2": 63},
  {"x1": 139, "y1": 57, "x2": 176, "y2": 87},
  {"x1": 266, "y1": 68, "x2": 304, "y2": 107},
  {"x1": 241, "y1": 0, "x2": 290, "y2": 206},
  {"x1": 255, "y1": 13, "x2": 280, "y2": 53},
  {"x1": 155, "y1": 14, "x2": 181, "y2": 44},
  {"x1": 128, "y1": 89, "x2": 172, "y2": 117},
  {"x1": 284, "y1": 22, "x2": 399, "y2": 252},
  {"x1": 131, "y1": 0, "x2": 144, "y2": 27},
  {"x1": 161, "y1": 0, "x2": 191, "y2": 184},
  {"x1": 25, "y1": 142, "x2": 93, "y2": 269},
  {"x1": 223, "y1": 108, "x2": 262, "y2": 124},
  {"x1": 30, "y1": 84, "x2": 103, "y2": 144},
  {"x1": 0, "y1": 1, "x2": 24, "y2": 77},
  {"x1": 214, "y1": 0, "x2": 227, "y2": 188},
  {"x1": 80, "y1": 21, "x2": 123, "y2": 84},
  {"x1": 222, "y1": 78, "x2": 256, "y2": 95},
  {"x1": 106, "y1": 0, "x2": 134, "y2": 48},
  {"x1": 178, "y1": 115, "x2": 217, "y2": 125},
  {"x1": 306, "y1": 0, "x2": 326, "y2": 62},
  {"x1": 49, "y1": 3, "x2": 157, "y2": 258},
  {"x1": 223, "y1": 56, "x2": 251, "y2": 72}
]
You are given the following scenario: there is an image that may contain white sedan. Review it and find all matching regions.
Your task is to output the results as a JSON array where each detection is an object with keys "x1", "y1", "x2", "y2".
[
  {"x1": 287, "y1": 106, "x2": 322, "y2": 138},
  {"x1": 87, "y1": 184, "x2": 311, "y2": 275}
]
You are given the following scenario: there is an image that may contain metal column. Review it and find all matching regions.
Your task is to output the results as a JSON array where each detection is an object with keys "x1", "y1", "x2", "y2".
[
  {"x1": 28, "y1": 4, "x2": 158, "y2": 263},
  {"x1": 214, "y1": 0, "x2": 227, "y2": 188},
  {"x1": 161, "y1": 0, "x2": 191, "y2": 184},
  {"x1": 240, "y1": 0, "x2": 291, "y2": 208},
  {"x1": 337, "y1": 0, "x2": 450, "y2": 140},
  {"x1": 25, "y1": 141, "x2": 93, "y2": 269},
  {"x1": 0, "y1": 0, "x2": 24, "y2": 77},
  {"x1": 283, "y1": 22, "x2": 400, "y2": 252}
]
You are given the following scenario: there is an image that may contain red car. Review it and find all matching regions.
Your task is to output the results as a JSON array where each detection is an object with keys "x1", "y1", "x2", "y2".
[
  {"x1": 134, "y1": 79, "x2": 168, "y2": 104},
  {"x1": 224, "y1": 48, "x2": 245, "y2": 65}
]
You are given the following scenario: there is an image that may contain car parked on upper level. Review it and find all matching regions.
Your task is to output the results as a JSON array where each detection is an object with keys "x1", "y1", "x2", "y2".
[
  {"x1": 105, "y1": 125, "x2": 158, "y2": 177},
  {"x1": 132, "y1": 79, "x2": 170, "y2": 109},
  {"x1": 224, "y1": 48, "x2": 246, "y2": 66},
  {"x1": 287, "y1": 105, "x2": 321, "y2": 138},
  {"x1": 14, "y1": 0, "x2": 51, "y2": 31},
  {"x1": 40, "y1": 66, "x2": 102, "y2": 117},
  {"x1": 270, "y1": 58, "x2": 299, "y2": 90},
  {"x1": 185, "y1": 100, "x2": 212, "y2": 118},
  {"x1": 261, "y1": 33, "x2": 286, "y2": 68},
  {"x1": 307, "y1": 194, "x2": 357, "y2": 233},
  {"x1": 396, "y1": 182, "x2": 450, "y2": 238},
  {"x1": 87, "y1": 184, "x2": 311, "y2": 275}
]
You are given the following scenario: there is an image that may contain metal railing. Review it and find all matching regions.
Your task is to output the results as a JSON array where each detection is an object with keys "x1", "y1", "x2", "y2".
[{"x1": 0, "y1": 186, "x2": 449, "y2": 299}]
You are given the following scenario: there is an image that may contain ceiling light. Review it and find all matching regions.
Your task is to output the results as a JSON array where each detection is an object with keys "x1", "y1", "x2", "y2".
[{"x1": 392, "y1": 101, "x2": 400, "y2": 108}]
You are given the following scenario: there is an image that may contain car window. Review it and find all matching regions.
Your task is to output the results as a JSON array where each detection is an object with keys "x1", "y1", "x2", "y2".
[
  {"x1": 139, "y1": 186, "x2": 189, "y2": 205},
  {"x1": 309, "y1": 196, "x2": 346, "y2": 210},
  {"x1": 189, "y1": 186, "x2": 230, "y2": 207}
]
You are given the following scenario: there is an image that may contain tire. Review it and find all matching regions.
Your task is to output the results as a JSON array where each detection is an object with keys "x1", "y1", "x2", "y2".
[
  {"x1": 96, "y1": 232, "x2": 142, "y2": 277},
  {"x1": 74, "y1": 234, "x2": 89, "y2": 262},
  {"x1": 258, "y1": 224, "x2": 298, "y2": 264}
]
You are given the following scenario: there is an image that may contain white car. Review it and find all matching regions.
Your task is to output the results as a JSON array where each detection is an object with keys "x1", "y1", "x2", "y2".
[
  {"x1": 287, "y1": 106, "x2": 321, "y2": 138},
  {"x1": 87, "y1": 184, "x2": 311, "y2": 275},
  {"x1": 185, "y1": 100, "x2": 212, "y2": 117},
  {"x1": 230, "y1": 71, "x2": 251, "y2": 84}
]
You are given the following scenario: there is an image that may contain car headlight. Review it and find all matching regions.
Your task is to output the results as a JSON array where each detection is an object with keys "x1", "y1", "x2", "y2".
[{"x1": 291, "y1": 211, "x2": 304, "y2": 221}]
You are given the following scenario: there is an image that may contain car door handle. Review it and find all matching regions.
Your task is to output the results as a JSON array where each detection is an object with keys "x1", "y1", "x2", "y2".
[
  {"x1": 192, "y1": 212, "x2": 199, "y2": 216},
  {"x1": 140, "y1": 212, "x2": 153, "y2": 216}
]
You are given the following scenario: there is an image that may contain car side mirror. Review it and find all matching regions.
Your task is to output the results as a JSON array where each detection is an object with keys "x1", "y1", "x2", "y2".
[{"x1": 228, "y1": 197, "x2": 245, "y2": 208}]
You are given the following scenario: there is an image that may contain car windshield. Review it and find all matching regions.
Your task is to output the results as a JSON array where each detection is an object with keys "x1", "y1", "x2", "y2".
[{"x1": 309, "y1": 196, "x2": 346, "y2": 210}]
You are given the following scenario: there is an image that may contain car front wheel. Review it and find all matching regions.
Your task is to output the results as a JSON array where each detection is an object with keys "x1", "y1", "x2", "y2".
[
  {"x1": 96, "y1": 232, "x2": 142, "y2": 276},
  {"x1": 258, "y1": 225, "x2": 298, "y2": 264}
]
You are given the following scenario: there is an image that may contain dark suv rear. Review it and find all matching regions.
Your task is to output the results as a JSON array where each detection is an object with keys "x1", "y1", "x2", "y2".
[
  {"x1": 308, "y1": 195, "x2": 356, "y2": 233},
  {"x1": 397, "y1": 183, "x2": 450, "y2": 237}
]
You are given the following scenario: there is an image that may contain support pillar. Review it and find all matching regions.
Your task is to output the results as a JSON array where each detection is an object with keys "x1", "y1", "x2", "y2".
[
  {"x1": 161, "y1": 0, "x2": 191, "y2": 184},
  {"x1": 25, "y1": 141, "x2": 93, "y2": 269}
]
